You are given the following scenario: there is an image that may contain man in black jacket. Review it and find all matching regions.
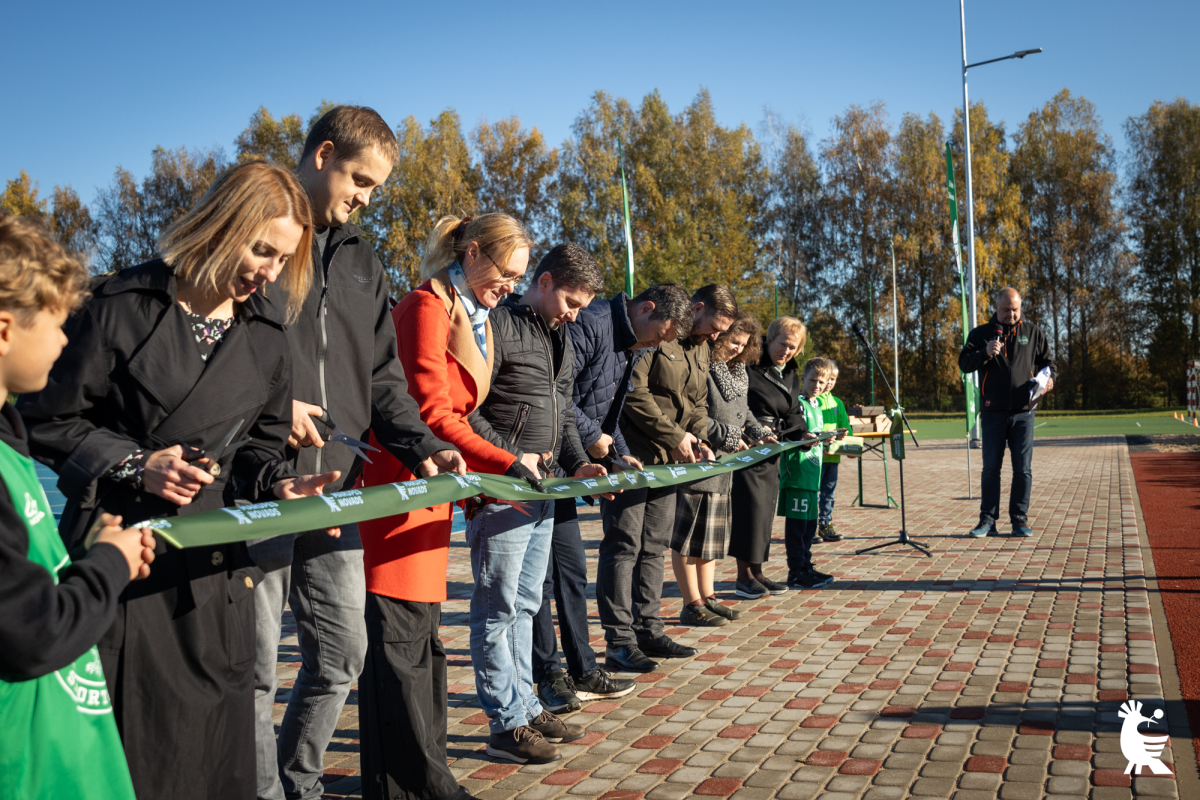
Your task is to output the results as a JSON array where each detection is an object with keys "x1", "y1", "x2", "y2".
[
  {"x1": 465, "y1": 245, "x2": 612, "y2": 765},
  {"x1": 533, "y1": 274, "x2": 693, "y2": 713},
  {"x1": 959, "y1": 287, "x2": 1057, "y2": 538},
  {"x1": 250, "y1": 106, "x2": 467, "y2": 800}
]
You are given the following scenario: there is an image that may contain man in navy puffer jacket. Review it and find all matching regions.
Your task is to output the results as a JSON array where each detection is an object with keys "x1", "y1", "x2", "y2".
[{"x1": 532, "y1": 279, "x2": 693, "y2": 713}]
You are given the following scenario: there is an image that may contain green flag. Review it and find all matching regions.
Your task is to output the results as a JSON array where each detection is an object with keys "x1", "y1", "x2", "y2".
[
  {"x1": 946, "y1": 142, "x2": 978, "y2": 434},
  {"x1": 618, "y1": 135, "x2": 635, "y2": 295}
]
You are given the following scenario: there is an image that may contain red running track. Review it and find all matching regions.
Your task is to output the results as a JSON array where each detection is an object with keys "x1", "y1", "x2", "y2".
[{"x1": 1131, "y1": 451, "x2": 1200, "y2": 770}]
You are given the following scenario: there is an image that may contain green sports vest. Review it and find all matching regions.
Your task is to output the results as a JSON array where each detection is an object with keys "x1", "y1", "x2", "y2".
[
  {"x1": 779, "y1": 395, "x2": 825, "y2": 492},
  {"x1": 0, "y1": 439, "x2": 136, "y2": 800}
]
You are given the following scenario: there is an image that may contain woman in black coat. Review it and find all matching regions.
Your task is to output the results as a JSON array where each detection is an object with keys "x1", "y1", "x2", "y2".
[
  {"x1": 728, "y1": 316, "x2": 812, "y2": 598},
  {"x1": 20, "y1": 162, "x2": 339, "y2": 800}
]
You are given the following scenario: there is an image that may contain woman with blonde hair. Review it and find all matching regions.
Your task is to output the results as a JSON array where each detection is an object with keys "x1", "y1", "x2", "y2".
[
  {"x1": 671, "y1": 312, "x2": 775, "y2": 626},
  {"x1": 728, "y1": 315, "x2": 816, "y2": 599},
  {"x1": 20, "y1": 161, "x2": 341, "y2": 800},
  {"x1": 358, "y1": 212, "x2": 537, "y2": 796}
]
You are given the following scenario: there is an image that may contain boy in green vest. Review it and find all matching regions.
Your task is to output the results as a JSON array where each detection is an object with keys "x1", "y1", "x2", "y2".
[
  {"x1": 778, "y1": 358, "x2": 844, "y2": 589},
  {"x1": 0, "y1": 215, "x2": 156, "y2": 799},
  {"x1": 816, "y1": 361, "x2": 851, "y2": 543}
]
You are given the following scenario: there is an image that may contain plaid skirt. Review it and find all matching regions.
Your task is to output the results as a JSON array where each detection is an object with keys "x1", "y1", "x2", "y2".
[{"x1": 670, "y1": 489, "x2": 731, "y2": 561}]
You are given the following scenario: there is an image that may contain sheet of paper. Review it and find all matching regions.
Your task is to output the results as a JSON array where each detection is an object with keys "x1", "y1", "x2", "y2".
[{"x1": 1030, "y1": 366, "x2": 1051, "y2": 407}]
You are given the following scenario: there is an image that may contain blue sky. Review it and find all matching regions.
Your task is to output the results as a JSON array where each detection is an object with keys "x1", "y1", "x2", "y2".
[{"x1": 4, "y1": 0, "x2": 1197, "y2": 202}]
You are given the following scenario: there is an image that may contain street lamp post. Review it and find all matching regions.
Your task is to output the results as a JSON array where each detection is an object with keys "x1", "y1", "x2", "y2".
[{"x1": 958, "y1": 0, "x2": 1040, "y2": 446}]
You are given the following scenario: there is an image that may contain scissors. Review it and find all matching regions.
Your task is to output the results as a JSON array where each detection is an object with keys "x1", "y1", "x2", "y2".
[
  {"x1": 181, "y1": 419, "x2": 252, "y2": 476},
  {"x1": 314, "y1": 407, "x2": 381, "y2": 463}
]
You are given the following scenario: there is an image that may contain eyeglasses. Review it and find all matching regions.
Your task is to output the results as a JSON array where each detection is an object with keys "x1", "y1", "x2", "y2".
[{"x1": 479, "y1": 246, "x2": 523, "y2": 284}]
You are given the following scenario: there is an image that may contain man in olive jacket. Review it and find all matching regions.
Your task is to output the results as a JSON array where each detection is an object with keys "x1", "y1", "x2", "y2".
[
  {"x1": 598, "y1": 284, "x2": 736, "y2": 673},
  {"x1": 958, "y1": 287, "x2": 1056, "y2": 538}
]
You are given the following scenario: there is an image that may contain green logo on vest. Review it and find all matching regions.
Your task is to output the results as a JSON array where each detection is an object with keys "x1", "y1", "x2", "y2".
[
  {"x1": 1018, "y1": 335, "x2": 1029, "y2": 345},
  {"x1": 54, "y1": 649, "x2": 113, "y2": 715}
]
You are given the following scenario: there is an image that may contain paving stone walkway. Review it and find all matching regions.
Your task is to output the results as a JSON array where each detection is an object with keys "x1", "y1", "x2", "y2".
[{"x1": 271, "y1": 435, "x2": 1187, "y2": 800}]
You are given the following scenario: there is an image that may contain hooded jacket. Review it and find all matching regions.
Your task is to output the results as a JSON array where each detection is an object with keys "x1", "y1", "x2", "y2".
[
  {"x1": 284, "y1": 222, "x2": 450, "y2": 490},
  {"x1": 959, "y1": 315, "x2": 1057, "y2": 412}
]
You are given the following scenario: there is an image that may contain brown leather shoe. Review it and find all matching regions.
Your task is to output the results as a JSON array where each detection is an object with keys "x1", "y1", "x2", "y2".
[
  {"x1": 528, "y1": 709, "x2": 586, "y2": 743},
  {"x1": 487, "y1": 726, "x2": 561, "y2": 764}
]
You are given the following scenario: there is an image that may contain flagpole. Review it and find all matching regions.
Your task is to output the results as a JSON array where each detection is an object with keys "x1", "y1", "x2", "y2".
[
  {"x1": 617, "y1": 135, "x2": 636, "y2": 296},
  {"x1": 946, "y1": 141, "x2": 974, "y2": 500},
  {"x1": 891, "y1": 241, "x2": 899, "y2": 404}
]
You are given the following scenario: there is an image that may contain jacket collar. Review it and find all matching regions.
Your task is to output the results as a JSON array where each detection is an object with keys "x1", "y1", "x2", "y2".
[
  {"x1": 610, "y1": 292, "x2": 639, "y2": 353},
  {"x1": 989, "y1": 314, "x2": 1026, "y2": 336},
  {"x1": 0, "y1": 403, "x2": 29, "y2": 457},
  {"x1": 428, "y1": 267, "x2": 494, "y2": 403},
  {"x1": 99, "y1": 259, "x2": 285, "y2": 328}
]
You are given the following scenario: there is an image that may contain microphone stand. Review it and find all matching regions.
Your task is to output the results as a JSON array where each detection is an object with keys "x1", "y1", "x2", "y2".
[{"x1": 851, "y1": 324, "x2": 930, "y2": 557}]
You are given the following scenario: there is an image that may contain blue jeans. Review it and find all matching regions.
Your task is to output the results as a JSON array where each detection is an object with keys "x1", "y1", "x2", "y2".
[
  {"x1": 818, "y1": 462, "x2": 839, "y2": 525},
  {"x1": 979, "y1": 409, "x2": 1035, "y2": 526},
  {"x1": 248, "y1": 525, "x2": 368, "y2": 800},
  {"x1": 465, "y1": 500, "x2": 554, "y2": 734},
  {"x1": 532, "y1": 499, "x2": 598, "y2": 682}
]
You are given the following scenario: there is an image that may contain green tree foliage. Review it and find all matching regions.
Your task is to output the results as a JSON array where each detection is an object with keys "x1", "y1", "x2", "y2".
[
  {"x1": 2, "y1": 172, "x2": 95, "y2": 262},
  {"x1": 557, "y1": 89, "x2": 768, "y2": 311},
  {"x1": 235, "y1": 106, "x2": 307, "y2": 169},
  {"x1": 1, "y1": 170, "x2": 47, "y2": 219},
  {"x1": 1011, "y1": 89, "x2": 1130, "y2": 409},
  {"x1": 1125, "y1": 97, "x2": 1200, "y2": 404}
]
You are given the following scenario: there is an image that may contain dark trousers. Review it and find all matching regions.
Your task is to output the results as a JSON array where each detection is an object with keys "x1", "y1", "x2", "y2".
[
  {"x1": 784, "y1": 517, "x2": 817, "y2": 577},
  {"x1": 360, "y1": 594, "x2": 463, "y2": 800},
  {"x1": 818, "y1": 462, "x2": 839, "y2": 525},
  {"x1": 532, "y1": 499, "x2": 598, "y2": 683},
  {"x1": 979, "y1": 409, "x2": 1035, "y2": 526},
  {"x1": 597, "y1": 485, "x2": 677, "y2": 647}
]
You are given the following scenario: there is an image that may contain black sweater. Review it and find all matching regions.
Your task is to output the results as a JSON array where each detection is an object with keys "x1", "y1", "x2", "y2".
[
  {"x1": 0, "y1": 403, "x2": 129, "y2": 681},
  {"x1": 959, "y1": 315, "x2": 1058, "y2": 412}
]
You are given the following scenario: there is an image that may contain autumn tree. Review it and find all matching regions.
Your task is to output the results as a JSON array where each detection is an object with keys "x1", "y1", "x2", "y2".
[
  {"x1": 949, "y1": 102, "x2": 1028, "y2": 317},
  {"x1": 93, "y1": 146, "x2": 229, "y2": 272},
  {"x1": 1125, "y1": 97, "x2": 1200, "y2": 404},
  {"x1": 890, "y1": 111, "x2": 961, "y2": 408},
  {"x1": 763, "y1": 122, "x2": 824, "y2": 320},
  {"x1": 1011, "y1": 89, "x2": 1130, "y2": 408},
  {"x1": 3, "y1": 171, "x2": 96, "y2": 262},
  {"x1": 235, "y1": 106, "x2": 307, "y2": 169},
  {"x1": 472, "y1": 117, "x2": 559, "y2": 246},
  {"x1": 555, "y1": 91, "x2": 639, "y2": 296},
  {"x1": 358, "y1": 110, "x2": 478, "y2": 292}
]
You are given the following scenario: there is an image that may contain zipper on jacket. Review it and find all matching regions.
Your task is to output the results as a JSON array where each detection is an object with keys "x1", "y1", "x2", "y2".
[
  {"x1": 510, "y1": 403, "x2": 531, "y2": 446},
  {"x1": 536, "y1": 313, "x2": 558, "y2": 465},
  {"x1": 314, "y1": 243, "x2": 339, "y2": 474}
]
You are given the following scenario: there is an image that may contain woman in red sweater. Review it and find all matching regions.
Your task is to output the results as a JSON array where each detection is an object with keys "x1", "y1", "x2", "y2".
[{"x1": 358, "y1": 213, "x2": 533, "y2": 800}]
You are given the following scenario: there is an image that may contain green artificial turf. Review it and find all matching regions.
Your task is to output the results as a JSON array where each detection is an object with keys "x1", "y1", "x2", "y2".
[{"x1": 895, "y1": 411, "x2": 1200, "y2": 442}]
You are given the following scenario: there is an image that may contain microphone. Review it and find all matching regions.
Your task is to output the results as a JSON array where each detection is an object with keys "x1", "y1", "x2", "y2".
[
  {"x1": 991, "y1": 325, "x2": 1004, "y2": 342},
  {"x1": 852, "y1": 322, "x2": 866, "y2": 339}
]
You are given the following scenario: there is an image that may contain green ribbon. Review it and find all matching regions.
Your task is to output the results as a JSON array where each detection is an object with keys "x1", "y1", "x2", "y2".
[{"x1": 145, "y1": 441, "x2": 804, "y2": 548}]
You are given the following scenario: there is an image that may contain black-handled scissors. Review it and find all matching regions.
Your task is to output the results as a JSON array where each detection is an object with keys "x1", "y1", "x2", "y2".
[
  {"x1": 181, "y1": 419, "x2": 252, "y2": 476},
  {"x1": 314, "y1": 407, "x2": 381, "y2": 463}
]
